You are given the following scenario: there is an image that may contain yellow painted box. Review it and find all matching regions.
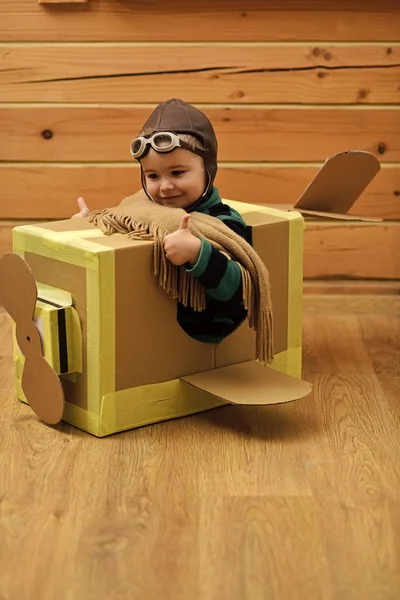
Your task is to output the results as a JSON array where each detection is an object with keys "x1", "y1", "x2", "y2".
[{"x1": 13, "y1": 200, "x2": 304, "y2": 437}]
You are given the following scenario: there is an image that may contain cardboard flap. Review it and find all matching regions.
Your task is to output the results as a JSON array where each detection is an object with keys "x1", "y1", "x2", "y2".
[
  {"x1": 263, "y1": 203, "x2": 382, "y2": 222},
  {"x1": 292, "y1": 208, "x2": 382, "y2": 222},
  {"x1": 294, "y1": 150, "x2": 381, "y2": 216},
  {"x1": 37, "y1": 282, "x2": 73, "y2": 308},
  {"x1": 181, "y1": 360, "x2": 312, "y2": 406}
]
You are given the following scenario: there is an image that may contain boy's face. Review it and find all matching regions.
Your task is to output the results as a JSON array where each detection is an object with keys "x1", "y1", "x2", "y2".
[{"x1": 141, "y1": 148, "x2": 207, "y2": 209}]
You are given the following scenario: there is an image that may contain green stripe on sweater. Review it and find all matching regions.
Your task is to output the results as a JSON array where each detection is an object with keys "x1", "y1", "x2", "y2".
[{"x1": 207, "y1": 259, "x2": 241, "y2": 301}]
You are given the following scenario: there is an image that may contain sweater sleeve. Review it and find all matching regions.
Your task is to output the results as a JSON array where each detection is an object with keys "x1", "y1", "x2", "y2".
[
  {"x1": 185, "y1": 211, "x2": 252, "y2": 300},
  {"x1": 185, "y1": 238, "x2": 242, "y2": 301}
]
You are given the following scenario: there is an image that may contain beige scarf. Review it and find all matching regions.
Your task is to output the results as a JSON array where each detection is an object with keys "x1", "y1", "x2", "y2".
[{"x1": 90, "y1": 190, "x2": 274, "y2": 364}]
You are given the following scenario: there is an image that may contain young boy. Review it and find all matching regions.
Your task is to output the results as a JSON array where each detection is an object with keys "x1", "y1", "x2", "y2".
[{"x1": 74, "y1": 98, "x2": 253, "y2": 344}]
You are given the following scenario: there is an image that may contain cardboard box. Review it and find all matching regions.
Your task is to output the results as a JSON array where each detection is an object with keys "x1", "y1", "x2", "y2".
[{"x1": 7, "y1": 200, "x2": 308, "y2": 436}]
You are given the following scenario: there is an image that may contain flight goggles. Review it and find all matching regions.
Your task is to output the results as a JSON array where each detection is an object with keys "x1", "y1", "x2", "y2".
[{"x1": 130, "y1": 131, "x2": 204, "y2": 160}]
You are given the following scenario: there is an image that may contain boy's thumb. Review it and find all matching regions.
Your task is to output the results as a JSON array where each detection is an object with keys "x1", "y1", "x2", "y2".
[
  {"x1": 77, "y1": 197, "x2": 89, "y2": 216},
  {"x1": 179, "y1": 214, "x2": 190, "y2": 230}
]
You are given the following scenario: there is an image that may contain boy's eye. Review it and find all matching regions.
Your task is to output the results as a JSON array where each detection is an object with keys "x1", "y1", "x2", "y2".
[
  {"x1": 147, "y1": 173, "x2": 159, "y2": 180},
  {"x1": 172, "y1": 170, "x2": 185, "y2": 177}
]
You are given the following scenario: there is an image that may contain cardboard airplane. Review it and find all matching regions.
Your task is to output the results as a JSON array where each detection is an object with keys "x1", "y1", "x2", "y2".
[{"x1": 0, "y1": 150, "x2": 381, "y2": 435}]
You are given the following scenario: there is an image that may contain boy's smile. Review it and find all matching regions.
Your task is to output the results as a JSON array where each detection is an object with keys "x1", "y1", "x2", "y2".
[{"x1": 141, "y1": 147, "x2": 207, "y2": 209}]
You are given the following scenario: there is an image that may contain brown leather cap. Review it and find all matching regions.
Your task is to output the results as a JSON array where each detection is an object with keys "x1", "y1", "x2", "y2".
[{"x1": 140, "y1": 98, "x2": 218, "y2": 190}]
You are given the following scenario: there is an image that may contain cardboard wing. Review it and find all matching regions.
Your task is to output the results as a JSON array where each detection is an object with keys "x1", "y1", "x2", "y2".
[
  {"x1": 183, "y1": 361, "x2": 312, "y2": 405},
  {"x1": 266, "y1": 150, "x2": 382, "y2": 222}
]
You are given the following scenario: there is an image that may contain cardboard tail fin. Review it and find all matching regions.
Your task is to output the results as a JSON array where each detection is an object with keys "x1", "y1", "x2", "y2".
[{"x1": 265, "y1": 150, "x2": 382, "y2": 222}]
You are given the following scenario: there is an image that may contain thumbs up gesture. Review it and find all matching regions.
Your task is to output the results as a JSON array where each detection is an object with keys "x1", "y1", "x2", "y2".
[
  {"x1": 72, "y1": 197, "x2": 90, "y2": 218},
  {"x1": 163, "y1": 214, "x2": 202, "y2": 266}
]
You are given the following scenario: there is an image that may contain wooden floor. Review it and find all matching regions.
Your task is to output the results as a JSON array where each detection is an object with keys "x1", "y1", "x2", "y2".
[{"x1": 0, "y1": 296, "x2": 399, "y2": 600}]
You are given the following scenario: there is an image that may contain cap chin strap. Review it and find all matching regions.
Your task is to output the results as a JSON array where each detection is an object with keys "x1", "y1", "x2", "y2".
[
  {"x1": 202, "y1": 168, "x2": 212, "y2": 197},
  {"x1": 187, "y1": 168, "x2": 213, "y2": 210},
  {"x1": 140, "y1": 166, "x2": 154, "y2": 202}
]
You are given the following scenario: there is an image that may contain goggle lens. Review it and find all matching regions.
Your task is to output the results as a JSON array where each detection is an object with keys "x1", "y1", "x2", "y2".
[
  {"x1": 153, "y1": 133, "x2": 174, "y2": 149},
  {"x1": 131, "y1": 138, "x2": 143, "y2": 155}
]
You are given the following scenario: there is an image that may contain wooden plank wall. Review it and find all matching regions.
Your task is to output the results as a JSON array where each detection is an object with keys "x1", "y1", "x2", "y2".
[{"x1": 1, "y1": 0, "x2": 400, "y2": 290}]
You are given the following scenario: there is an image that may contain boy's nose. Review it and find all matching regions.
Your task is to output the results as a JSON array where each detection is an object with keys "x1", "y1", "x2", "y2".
[{"x1": 160, "y1": 178, "x2": 174, "y2": 192}]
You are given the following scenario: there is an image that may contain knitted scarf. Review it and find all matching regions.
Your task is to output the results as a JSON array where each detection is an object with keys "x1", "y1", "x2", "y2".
[{"x1": 89, "y1": 190, "x2": 274, "y2": 364}]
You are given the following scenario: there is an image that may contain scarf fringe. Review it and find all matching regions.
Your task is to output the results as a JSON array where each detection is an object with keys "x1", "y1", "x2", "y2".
[
  {"x1": 91, "y1": 209, "x2": 208, "y2": 313},
  {"x1": 90, "y1": 198, "x2": 273, "y2": 364}
]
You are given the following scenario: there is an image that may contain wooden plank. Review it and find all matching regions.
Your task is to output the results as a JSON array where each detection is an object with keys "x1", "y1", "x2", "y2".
[
  {"x1": 38, "y1": 0, "x2": 87, "y2": 4},
  {"x1": 304, "y1": 221, "x2": 400, "y2": 279},
  {"x1": 1, "y1": 106, "x2": 399, "y2": 163},
  {"x1": 1, "y1": 43, "x2": 399, "y2": 104},
  {"x1": 1, "y1": 0, "x2": 400, "y2": 42},
  {"x1": 303, "y1": 295, "x2": 400, "y2": 316},
  {"x1": 0, "y1": 221, "x2": 17, "y2": 260},
  {"x1": 0, "y1": 164, "x2": 399, "y2": 220},
  {"x1": 303, "y1": 280, "x2": 400, "y2": 295},
  {"x1": 1, "y1": 219, "x2": 399, "y2": 280}
]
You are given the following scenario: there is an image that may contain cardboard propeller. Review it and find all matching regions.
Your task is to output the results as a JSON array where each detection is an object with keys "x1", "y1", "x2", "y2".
[{"x1": 0, "y1": 253, "x2": 65, "y2": 424}]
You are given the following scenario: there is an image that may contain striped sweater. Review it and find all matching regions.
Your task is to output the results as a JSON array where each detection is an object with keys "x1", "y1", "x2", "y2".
[{"x1": 177, "y1": 187, "x2": 253, "y2": 343}]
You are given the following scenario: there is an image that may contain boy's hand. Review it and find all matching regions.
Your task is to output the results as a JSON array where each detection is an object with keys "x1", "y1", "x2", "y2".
[
  {"x1": 72, "y1": 197, "x2": 90, "y2": 218},
  {"x1": 164, "y1": 214, "x2": 201, "y2": 266}
]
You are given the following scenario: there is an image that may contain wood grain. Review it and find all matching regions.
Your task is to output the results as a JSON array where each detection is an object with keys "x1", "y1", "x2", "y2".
[
  {"x1": 301, "y1": 308, "x2": 400, "y2": 600},
  {"x1": 0, "y1": 221, "x2": 17, "y2": 261},
  {"x1": 1, "y1": 164, "x2": 399, "y2": 220},
  {"x1": 1, "y1": 43, "x2": 399, "y2": 104},
  {"x1": 1, "y1": 0, "x2": 400, "y2": 42},
  {"x1": 2, "y1": 106, "x2": 399, "y2": 163},
  {"x1": 1, "y1": 296, "x2": 399, "y2": 599},
  {"x1": 0, "y1": 310, "x2": 12, "y2": 358},
  {"x1": 304, "y1": 222, "x2": 400, "y2": 279},
  {"x1": 38, "y1": 0, "x2": 87, "y2": 4},
  {"x1": 302, "y1": 294, "x2": 400, "y2": 316},
  {"x1": 200, "y1": 496, "x2": 333, "y2": 600},
  {"x1": 303, "y1": 280, "x2": 400, "y2": 295}
]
